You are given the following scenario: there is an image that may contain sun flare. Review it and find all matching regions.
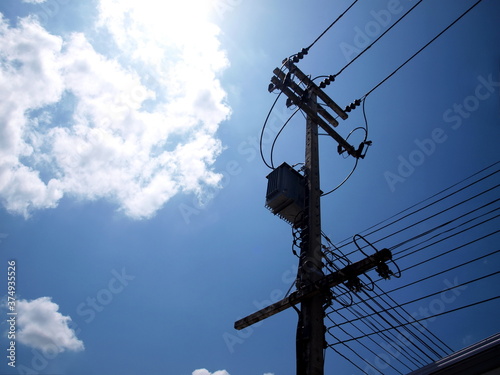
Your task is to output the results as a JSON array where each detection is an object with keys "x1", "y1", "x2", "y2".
[{"x1": 127, "y1": 0, "x2": 218, "y2": 44}]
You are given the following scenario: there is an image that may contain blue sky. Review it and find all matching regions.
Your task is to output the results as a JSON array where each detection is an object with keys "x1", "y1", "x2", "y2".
[{"x1": 0, "y1": 0, "x2": 499, "y2": 374}]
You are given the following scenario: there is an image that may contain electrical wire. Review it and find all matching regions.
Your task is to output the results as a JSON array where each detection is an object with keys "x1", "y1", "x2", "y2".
[
  {"x1": 356, "y1": 291, "x2": 439, "y2": 363},
  {"x1": 324, "y1": 179, "x2": 499, "y2": 360},
  {"x1": 321, "y1": 94, "x2": 370, "y2": 197},
  {"x1": 331, "y1": 270, "x2": 500, "y2": 330},
  {"x1": 392, "y1": 207, "x2": 500, "y2": 258},
  {"x1": 329, "y1": 344, "x2": 373, "y2": 374},
  {"x1": 333, "y1": 248, "x2": 500, "y2": 316},
  {"x1": 288, "y1": 0, "x2": 360, "y2": 63},
  {"x1": 330, "y1": 295, "x2": 500, "y2": 346},
  {"x1": 370, "y1": 283, "x2": 453, "y2": 355},
  {"x1": 260, "y1": 92, "x2": 283, "y2": 169},
  {"x1": 336, "y1": 240, "x2": 500, "y2": 308},
  {"x1": 326, "y1": 313, "x2": 401, "y2": 374},
  {"x1": 329, "y1": 304, "x2": 423, "y2": 370},
  {"x1": 337, "y1": 167, "x2": 499, "y2": 256},
  {"x1": 327, "y1": 244, "x2": 498, "y2": 369},
  {"x1": 397, "y1": 228, "x2": 500, "y2": 271},
  {"x1": 354, "y1": 272, "x2": 453, "y2": 357},
  {"x1": 335, "y1": 0, "x2": 425, "y2": 78},
  {"x1": 321, "y1": 159, "x2": 359, "y2": 197},
  {"x1": 344, "y1": 297, "x2": 429, "y2": 368},
  {"x1": 335, "y1": 161, "x2": 499, "y2": 248},
  {"x1": 324, "y1": 210, "x2": 498, "y2": 362},
  {"x1": 379, "y1": 249, "x2": 500, "y2": 298},
  {"x1": 270, "y1": 107, "x2": 302, "y2": 169},
  {"x1": 389, "y1": 199, "x2": 500, "y2": 253},
  {"x1": 326, "y1": 312, "x2": 407, "y2": 374},
  {"x1": 362, "y1": 0, "x2": 484, "y2": 100},
  {"x1": 370, "y1": 183, "x2": 500, "y2": 253}
]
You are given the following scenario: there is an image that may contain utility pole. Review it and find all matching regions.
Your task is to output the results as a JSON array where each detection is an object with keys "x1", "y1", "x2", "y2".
[
  {"x1": 235, "y1": 60, "x2": 393, "y2": 375},
  {"x1": 296, "y1": 91, "x2": 325, "y2": 374}
]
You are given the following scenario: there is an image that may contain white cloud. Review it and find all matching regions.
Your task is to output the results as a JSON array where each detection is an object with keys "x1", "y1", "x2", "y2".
[
  {"x1": 16, "y1": 297, "x2": 84, "y2": 353},
  {"x1": 192, "y1": 369, "x2": 274, "y2": 375},
  {"x1": 21, "y1": 0, "x2": 47, "y2": 4},
  {"x1": 192, "y1": 370, "x2": 230, "y2": 375},
  {"x1": 0, "y1": 1, "x2": 230, "y2": 219}
]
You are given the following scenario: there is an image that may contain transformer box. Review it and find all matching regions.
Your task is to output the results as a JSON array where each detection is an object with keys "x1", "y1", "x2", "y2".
[{"x1": 265, "y1": 162, "x2": 305, "y2": 226}]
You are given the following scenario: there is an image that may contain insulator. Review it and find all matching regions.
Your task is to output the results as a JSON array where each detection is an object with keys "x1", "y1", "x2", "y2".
[
  {"x1": 297, "y1": 52, "x2": 304, "y2": 60},
  {"x1": 301, "y1": 48, "x2": 308, "y2": 55},
  {"x1": 376, "y1": 263, "x2": 393, "y2": 280},
  {"x1": 344, "y1": 106, "x2": 351, "y2": 113},
  {"x1": 268, "y1": 83, "x2": 275, "y2": 93},
  {"x1": 354, "y1": 99, "x2": 361, "y2": 106},
  {"x1": 349, "y1": 102, "x2": 357, "y2": 110},
  {"x1": 328, "y1": 74, "x2": 336, "y2": 82},
  {"x1": 319, "y1": 81, "x2": 327, "y2": 89},
  {"x1": 293, "y1": 56, "x2": 300, "y2": 63},
  {"x1": 284, "y1": 72, "x2": 291, "y2": 86},
  {"x1": 346, "y1": 277, "x2": 363, "y2": 293},
  {"x1": 286, "y1": 98, "x2": 293, "y2": 108}
]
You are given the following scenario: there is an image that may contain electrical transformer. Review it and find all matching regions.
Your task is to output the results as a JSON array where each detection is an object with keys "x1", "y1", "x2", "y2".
[{"x1": 265, "y1": 162, "x2": 305, "y2": 226}]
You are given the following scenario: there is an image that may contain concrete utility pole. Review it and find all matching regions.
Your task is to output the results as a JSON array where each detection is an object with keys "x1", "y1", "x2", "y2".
[
  {"x1": 234, "y1": 60, "x2": 393, "y2": 375},
  {"x1": 296, "y1": 92, "x2": 325, "y2": 375}
]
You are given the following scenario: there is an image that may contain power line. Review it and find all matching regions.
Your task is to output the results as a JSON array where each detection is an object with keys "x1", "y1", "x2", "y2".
[
  {"x1": 357, "y1": 283, "x2": 453, "y2": 357},
  {"x1": 321, "y1": 98, "x2": 370, "y2": 197},
  {"x1": 338, "y1": 167, "x2": 499, "y2": 257},
  {"x1": 369, "y1": 283, "x2": 453, "y2": 355},
  {"x1": 335, "y1": 161, "x2": 499, "y2": 248},
  {"x1": 329, "y1": 298, "x2": 428, "y2": 369},
  {"x1": 328, "y1": 295, "x2": 500, "y2": 346},
  {"x1": 356, "y1": 290, "x2": 441, "y2": 363},
  {"x1": 324, "y1": 165, "x2": 499, "y2": 368},
  {"x1": 332, "y1": 248, "x2": 500, "y2": 315},
  {"x1": 335, "y1": 0, "x2": 424, "y2": 78},
  {"x1": 385, "y1": 249, "x2": 500, "y2": 296},
  {"x1": 260, "y1": 92, "x2": 283, "y2": 169},
  {"x1": 389, "y1": 200, "x2": 500, "y2": 253},
  {"x1": 362, "y1": 0, "x2": 484, "y2": 99},
  {"x1": 287, "y1": 0, "x2": 360, "y2": 64},
  {"x1": 393, "y1": 208, "x2": 500, "y2": 258},
  {"x1": 379, "y1": 184, "x2": 499, "y2": 249},
  {"x1": 326, "y1": 306, "x2": 410, "y2": 373},
  {"x1": 325, "y1": 311, "x2": 403, "y2": 374},
  {"x1": 396, "y1": 229, "x2": 500, "y2": 270},
  {"x1": 331, "y1": 270, "x2": 500, "y2": 329},
  {"x1": 270, "y1": 107, "x2": 302, "y2": 169}
]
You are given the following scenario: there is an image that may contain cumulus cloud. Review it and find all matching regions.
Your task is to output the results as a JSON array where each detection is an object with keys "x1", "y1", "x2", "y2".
[
  {"x1": 0, "y1": 1, "x2": 230, "y2": 219},
  {"x1": 192, "y1": 370, "x2": 230, "y2": 375},
  {"x1": 16, "y1": 297, "x2": 84, "y2": 353}
]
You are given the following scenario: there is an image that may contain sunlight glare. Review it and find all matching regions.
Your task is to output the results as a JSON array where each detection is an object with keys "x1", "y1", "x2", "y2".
[{"x1": 132, "y1": 0, "x2": 218, "y2": 45}]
